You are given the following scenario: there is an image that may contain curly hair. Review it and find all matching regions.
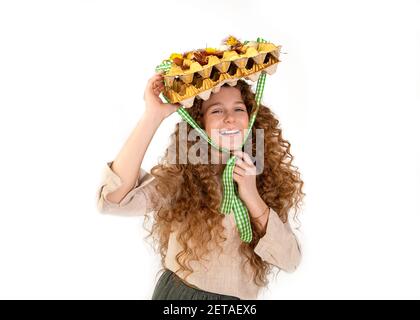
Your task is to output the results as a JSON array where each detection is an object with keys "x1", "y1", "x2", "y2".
[{"x1": 143, "y1": 79, "x2": 305, "y2": 287}]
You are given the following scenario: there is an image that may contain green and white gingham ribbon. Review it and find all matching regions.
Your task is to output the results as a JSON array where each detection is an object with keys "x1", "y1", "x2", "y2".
[
  {"x1": 155, "y1": 37, "x2": 268, "y2": 243},
  {"x1": 155, "y1": 59, "x2": 172, "y2": 73}
]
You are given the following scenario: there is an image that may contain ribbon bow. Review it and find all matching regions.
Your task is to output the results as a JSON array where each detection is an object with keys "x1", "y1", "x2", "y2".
[{"x1": 155, "y1": 38, "x2": 268, "y2": 243}]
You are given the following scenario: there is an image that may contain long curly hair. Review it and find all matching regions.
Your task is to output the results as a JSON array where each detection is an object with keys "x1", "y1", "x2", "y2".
[{"x1": 143, "y1": 79, "x2": 305, "y2": 287}]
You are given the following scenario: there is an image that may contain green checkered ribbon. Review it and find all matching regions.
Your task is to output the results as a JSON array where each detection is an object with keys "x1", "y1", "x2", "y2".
[
  {"x1": 155, "y1": 37, "x2": 269, "y2": 243},
  {"x1": 155, "y1": 59, "x2": 172, "y2": 73}
]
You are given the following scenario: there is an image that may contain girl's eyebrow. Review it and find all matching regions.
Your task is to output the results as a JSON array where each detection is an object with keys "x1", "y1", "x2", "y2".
[{"x1": 206, "y1": 100, "x2": 245, "y2": 110}]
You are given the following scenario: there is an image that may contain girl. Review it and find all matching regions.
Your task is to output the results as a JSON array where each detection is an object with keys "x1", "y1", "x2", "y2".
[{"x1": 97, "y1": 72, "x2": 304, "y2": 300}]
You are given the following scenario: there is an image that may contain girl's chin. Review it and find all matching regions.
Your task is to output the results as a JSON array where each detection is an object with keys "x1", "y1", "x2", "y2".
[
  {"x1": 213, "y1": 136, "x2": 244, "y2": 150},
  {"x1": 225, "y1": 141, "x2": 243, "y2": 150}
]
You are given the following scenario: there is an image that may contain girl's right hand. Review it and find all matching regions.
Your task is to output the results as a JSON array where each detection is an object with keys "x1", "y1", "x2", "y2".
[{"x1": 143, "y1": 72, "x2": 180, "y2": 121}]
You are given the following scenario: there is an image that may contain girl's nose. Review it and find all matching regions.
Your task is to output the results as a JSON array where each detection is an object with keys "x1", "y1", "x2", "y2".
[{"x1": 224, "y1": 112, "x2": 236, "y2": 123}]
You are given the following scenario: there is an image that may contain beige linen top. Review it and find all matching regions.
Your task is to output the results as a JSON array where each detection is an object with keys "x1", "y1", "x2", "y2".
[{"x1": 97, "y1": 161, "x2": 302, "y2": 300}]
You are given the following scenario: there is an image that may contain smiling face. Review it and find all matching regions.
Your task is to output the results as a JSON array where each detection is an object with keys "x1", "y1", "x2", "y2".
[{"x1": 201, "y1": 86, "x2": 249, "y2": 151}]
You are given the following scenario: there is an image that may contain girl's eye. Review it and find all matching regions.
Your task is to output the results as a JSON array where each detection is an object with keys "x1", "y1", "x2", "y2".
[{"x1": 210, "y1": 107, "x2": 245, "y2": 114}]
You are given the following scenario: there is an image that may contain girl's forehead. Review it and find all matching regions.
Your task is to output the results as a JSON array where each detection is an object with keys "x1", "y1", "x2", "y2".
[{"x1": 202, "y1": 87, "x2": 243, "y2": 109}]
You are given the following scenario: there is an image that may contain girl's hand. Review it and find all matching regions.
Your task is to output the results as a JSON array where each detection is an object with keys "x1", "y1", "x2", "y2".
[
  {"x1": 232, "y1": 150, "x2": 259, "y2": 203},
  {"x1": 143, "y1": 72, "x2": 180, "y2": 121}
]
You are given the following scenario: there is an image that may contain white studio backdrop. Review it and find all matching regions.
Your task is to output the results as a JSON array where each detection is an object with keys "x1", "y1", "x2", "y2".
[{"x1": 0, "y1": 0, "x2": 419, "y2": 299}]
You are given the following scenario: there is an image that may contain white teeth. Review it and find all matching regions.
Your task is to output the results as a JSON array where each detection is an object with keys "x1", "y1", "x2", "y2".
[{"x1": 220, "y1": 129, "x2": 240, "y2": 135}]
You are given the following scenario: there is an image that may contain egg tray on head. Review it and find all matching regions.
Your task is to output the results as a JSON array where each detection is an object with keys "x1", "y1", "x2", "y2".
[{"x1": 161, "y1": 43, "x2": 281, "y2": 108}]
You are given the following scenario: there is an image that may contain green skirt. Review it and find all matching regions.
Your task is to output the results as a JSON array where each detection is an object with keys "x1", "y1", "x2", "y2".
[{"x1": 151, "y1": 269, "x2": 241, "y2": 300}]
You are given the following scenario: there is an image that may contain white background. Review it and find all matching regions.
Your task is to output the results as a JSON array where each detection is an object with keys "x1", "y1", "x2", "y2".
[{"x1": 0, "y1": 0, "x2": 419, "y2": 299}]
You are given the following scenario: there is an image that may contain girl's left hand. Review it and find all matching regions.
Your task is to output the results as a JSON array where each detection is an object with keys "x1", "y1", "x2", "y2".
[{"x1": 232, "y1": 150, "x2": 259, "y2": 203}]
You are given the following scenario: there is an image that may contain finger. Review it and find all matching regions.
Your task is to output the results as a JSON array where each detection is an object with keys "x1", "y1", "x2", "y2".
[
  {"x1": 237, "y1": 151, "x2": 254, "y2": 166},
  {"x1": 153, "y1": 77, "x2": 164, "y2": 85},
  {"x1": 152, "y1": 80, "x2": 165, "y2": 91},
  {"x1": 243, "y1": 166, "x2": 256, "y2": 176},
  {"x1": 233, "y1": 166, "x2": 245, "y2": 176},
  {"x1": 233, "y1": 172, "x2": 242, "y2": 181},
  {"x1": 153, "y1": 87, "x2": 162, "y2": 96},
  {"x1": 153, "y1": 82, "x2": 163, "y2": 90},
  {"x1": 153, "y1": 86, "x2": 164, "y2": 94},
  {"x1": 234, "y1": 152, "x2": 254, "y2": 168},
  {"x1": 234, "y1": 157, "x2": 249, "y2": 170},
  {"x1": 236, "y1": 160, "x2": 256, "y2": 176},
  {"x1": 148, "y1": 74, "x2": 164, "y2": 87},
  {"x1": 147, "y1": 80, "x2": 160, "y2": 94},
  {"x1": 153, "y1": 84, "x2": 163, "y2": 93},
  {"x1": 233, "y1": 150, "x2": 247, "y2": 162}
]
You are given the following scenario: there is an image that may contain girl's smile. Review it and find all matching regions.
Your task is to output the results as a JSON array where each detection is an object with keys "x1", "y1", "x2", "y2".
[{"x1": 219, "y1": 129, "x2": 241, "y2": 136}]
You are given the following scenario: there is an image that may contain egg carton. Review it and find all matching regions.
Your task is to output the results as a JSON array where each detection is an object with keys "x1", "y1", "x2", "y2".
[{"x1": 159, "y1": 41, "x2": 281, "y2": 108}]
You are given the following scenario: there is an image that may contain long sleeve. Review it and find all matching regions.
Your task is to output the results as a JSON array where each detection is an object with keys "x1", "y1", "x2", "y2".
[
  {"x1": 254, "y1": 208, "x2": 302, "y2": 273},
  {"x1": 96, "y1": 161, "x2": 160, "y2": 217}
]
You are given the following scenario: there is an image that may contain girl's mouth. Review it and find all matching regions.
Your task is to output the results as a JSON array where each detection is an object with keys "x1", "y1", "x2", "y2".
[{"x1": 219, "y1": 129, "x2": 240, "y2": 136}]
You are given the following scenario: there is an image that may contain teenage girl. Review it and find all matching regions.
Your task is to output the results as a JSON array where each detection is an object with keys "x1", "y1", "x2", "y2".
[{"x1": 97, "y1": 73, "x2": 304, "y2": 300}]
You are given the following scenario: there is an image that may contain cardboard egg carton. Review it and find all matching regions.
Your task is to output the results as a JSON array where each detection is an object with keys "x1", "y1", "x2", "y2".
[{"x1": 158, "y1": 39, "x2": 281, "y2": 108}]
